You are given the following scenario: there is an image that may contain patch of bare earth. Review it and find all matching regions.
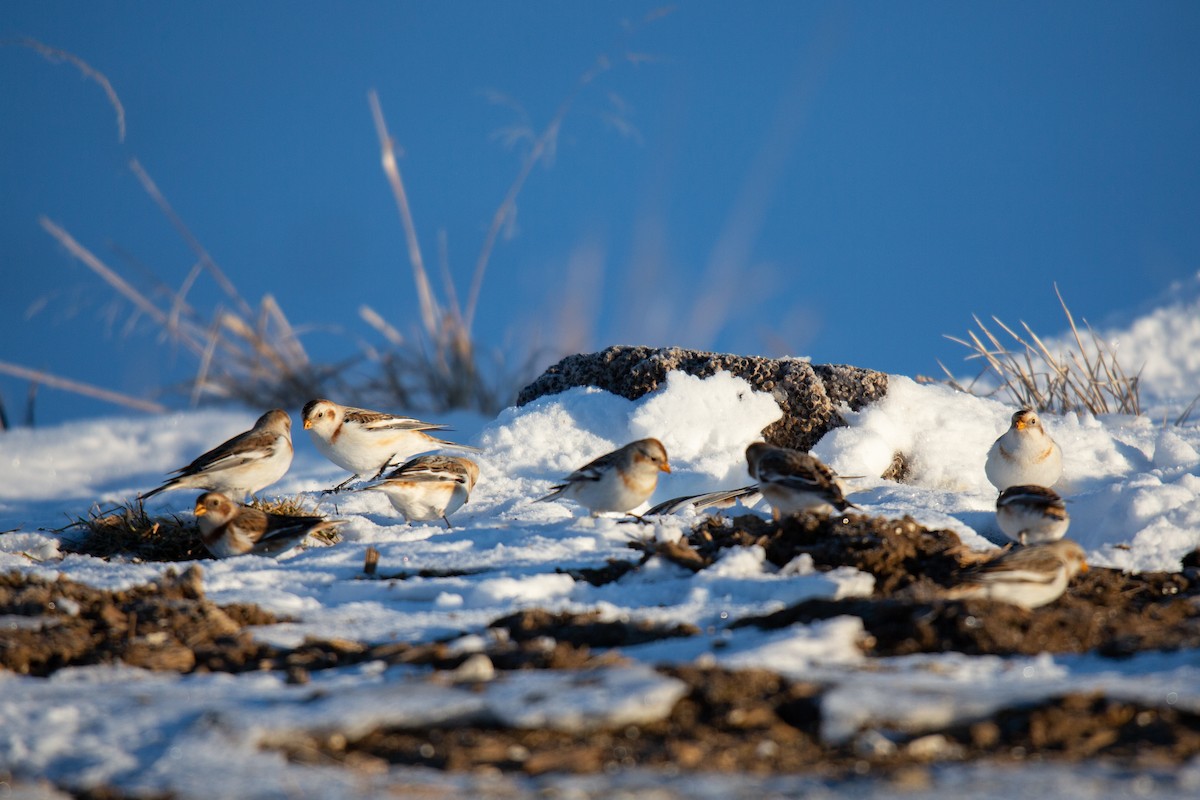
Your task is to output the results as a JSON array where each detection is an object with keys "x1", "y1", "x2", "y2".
[{"x1": 6, "y1": 507, "x2": 1200, "y2": 779}]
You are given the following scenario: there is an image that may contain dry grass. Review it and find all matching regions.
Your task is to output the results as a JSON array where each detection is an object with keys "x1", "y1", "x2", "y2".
[
  {"x1": 13, "y1": 12, "x2": 669, "y2": 419},
  {"x1": 942, "y1": 285, "x2": 1142, "y2": 416},
  {"x1": 64, "y1": 501, "x2": 208, "y2": 562},
  {"x1": 65, "y1": 495, "x2": 339, "y2": 561}
]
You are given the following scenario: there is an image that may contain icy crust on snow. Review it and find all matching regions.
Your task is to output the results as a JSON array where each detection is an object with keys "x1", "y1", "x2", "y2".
[{"x1": 0, "y1": 360, "x2": 1199, "y2": 796}]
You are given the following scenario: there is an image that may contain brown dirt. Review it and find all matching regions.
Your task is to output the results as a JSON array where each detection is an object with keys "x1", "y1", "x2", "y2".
[
  {"x1": 720, "y1": 515, "x2": 1200, "y2": 657},
  {"x1": 277, "y1": 668, "x2": 1200, "y2": 778},
  {"x1": 948, "y1": 693, "x2": 1200, "y2": 766},
  {"x1": 490, "y1": 608, "x2": 699, "y2": 648},
  {"x1": 7, "y1": 502, "x2": 1200, "y2": 781},
  {"x1": 0, "y1": 567, "x2": 276, "y2": 675},
  {"x1": 0, "y1": 569, "x2": 693, "y2": 680}
]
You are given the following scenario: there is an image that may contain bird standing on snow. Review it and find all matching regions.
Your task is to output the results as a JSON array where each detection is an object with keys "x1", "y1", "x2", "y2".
[
  {"x1": 943, "y1": 539, "x2": 1087, "y2": 609},
  {"x1": 996, "y1": 484, "x2": 1070, "y2": 546},
  {"x1": 537, "y1": 438, "x2": 671, "y2": 516},
  {"x1": 364, "y1": 454, "x2": 480, "y2": 528},
  {"x1": 193, "y1": 491, "x2": 342, "y2": 558},
  {"x1": 985, "y1": 408, "x2": 1063, "y2": 492},
  {"x1": 745, "y1": 442, "x2": 855, "y2": 518},
  {"x1": 302, "y1": 398, "x2": 478, "y2": 491},
  {"x1": 141, "y1": 409, "x2": 293, "y2": 502}
]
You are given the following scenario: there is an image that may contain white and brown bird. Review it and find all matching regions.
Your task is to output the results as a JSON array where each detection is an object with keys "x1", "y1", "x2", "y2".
[
  {"x1": 142, "y1": 409, "x2": 293, "y2": 501},
  {"x1": 745, "y1": 442, "x2": 855, "y2": 518},
  {"x1": 985, "y1": 408, "x2": 1063, "y2": 492},
  {"x1": 364, "y1": 455, "x2": 480, "y2": 528},
  {"x1": 193, "y1": 492, "x2": 343, "y2": 559},
  {"x1": 996, "y1": 484, "x2": 1070, "y2": 546},
  {"x1": 302, "y1": 399, "x2": 478, "y2": 491},
  {"x1": 537, "y1": 438, "x2": 671, "y2": 516},
  {"x1": 944, "y1": 539, "x2": 1088, "y2": 609}
]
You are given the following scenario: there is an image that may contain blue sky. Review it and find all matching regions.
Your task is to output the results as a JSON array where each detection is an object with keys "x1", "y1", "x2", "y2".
[{"x1": 3, "y1": 1, "x2": 1199, "y2": 423}]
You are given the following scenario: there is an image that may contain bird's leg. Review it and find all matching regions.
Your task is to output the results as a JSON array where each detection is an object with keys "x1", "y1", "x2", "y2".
[
  {"x1": 322, "y1": 474, "x2": 362, "y2": 495},
  {"x1": 371, "y1": 457, "x2": 401, "y2": 481},
  {"x1": 441, "y1": 516, "x2": 453, "y2": 530}
]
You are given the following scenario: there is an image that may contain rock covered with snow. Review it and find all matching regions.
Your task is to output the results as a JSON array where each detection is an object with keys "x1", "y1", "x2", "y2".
[{"x1": 517, "y1": 345, "x2": 889, "y2": 452}]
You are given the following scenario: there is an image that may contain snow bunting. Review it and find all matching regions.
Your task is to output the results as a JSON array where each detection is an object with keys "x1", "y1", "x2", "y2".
[
  {"x1": 364, "y1": 455, "x2": 480, "y2": 528},
  {"x1": 302, "y1": 399, "x2": 479, "y2": 490},
  {"x1": 944, "y1": 539, "x2": 1087, "y2": 609},
  {"x1": 141, "y1": 409, "x2": 293, "y2": 501},
  {"x1": 996, "y1": 484, "x2": 1070, "y2": 546},
  {"x1": 985, "y1": 408, "x2": 1063, "y2": 492},
  {"x1": 537, "y1": 438, "x2": 671, "y2": 515},
  {"x1": 193, "y1": 492, "x2": 342, "y2": 558},
  {"x1": 646, "y1": 485, "x2": 761, "y2": 516},
  {"x1": 745, "y1": 442, "x2": 855, "y2": 518}
]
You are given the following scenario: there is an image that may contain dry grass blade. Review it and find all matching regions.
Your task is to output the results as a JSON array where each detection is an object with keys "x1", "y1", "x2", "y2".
[
  {"x1": 39, "y1": 217, "x2": 206, "y2": 357},
  {"x1": 4, "y1": 37, "x2": 126, "y2": 141},
  {"x1": 0, "y1": 360, "x2": 166, "y2": 414},
  {"x1": 129, "y1": 159, "x2": 252, "y2": 319},
  {"x1": 946, "y1": 288, "x2": 1141, "y2": 416},
  {"x1": 1176, "y1": 392, "x2": 1200, "y2": 427},
  {"x1": 368, "y1": 90, "x2": 441, "y2": 341}
]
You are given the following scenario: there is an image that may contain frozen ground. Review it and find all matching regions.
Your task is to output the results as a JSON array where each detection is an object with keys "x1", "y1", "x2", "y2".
[{"x1": 1, "y1": 274, "x2": 1198, "y2": 797}]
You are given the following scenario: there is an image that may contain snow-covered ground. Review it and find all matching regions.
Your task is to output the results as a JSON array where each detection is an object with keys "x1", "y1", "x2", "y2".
[{"x1": 1, "y1": 274, "x2": 1199, "y2": 798}]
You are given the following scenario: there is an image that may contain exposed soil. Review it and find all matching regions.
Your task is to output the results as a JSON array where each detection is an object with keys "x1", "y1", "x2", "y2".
[
  {"x1": 0, "y1": 570, "x2": 694, "y2": 680},
  {"x1": 7, "y1": 504, "x2": 1200, "y2": 781},
  {"x1": 279, "y1": 667, "x2": 1200, "y2": 778},
  {"x1": 0, "y1": 567, "x2": 275, "y2": 675},
  {"x1": 490, "y1": 609, "x2": 700, "y2": 648},
  {"x1": 736, "y1": 577, "x2": 1200, "y2": 658}
]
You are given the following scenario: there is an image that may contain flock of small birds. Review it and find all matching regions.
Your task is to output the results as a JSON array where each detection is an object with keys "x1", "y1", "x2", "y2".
[{"x1": 139, "y1": 399, "x2": 1086, "y2": 611}]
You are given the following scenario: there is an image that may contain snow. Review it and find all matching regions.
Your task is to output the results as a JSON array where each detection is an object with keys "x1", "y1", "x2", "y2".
[{"x1": 1, "y1": 288, "x2": 1199, "y2": 796}]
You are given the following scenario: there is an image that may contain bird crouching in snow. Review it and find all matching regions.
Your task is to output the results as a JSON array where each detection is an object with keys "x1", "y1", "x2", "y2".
[
  {"x1": 302, "y1": 398, "x2": 480, "y2": 491},
  {"x1": 141, "y1": 409, "x2": 293, "y2": 502},
  {"x1": 193, "y1": 492, "x2": 343, "y2": 558},
  {"x1": 996, "y1": 484, "x2": 1070, "y2": 546},
  {"x1": 537, "y1": 438, "x2": 671, "y2": 516},
  {"x1": 745, "y1": 442, "x2": 856, "y2": 519},
  {"x1": 943, "y1": 539, "x2": 1088, "y2": 609},
  {"x1": 362, "y1": 455, "x2": 480, "y2": 528},
  {"x1": 985, "y1": 408, "x2": 1063, "y2": 492}
]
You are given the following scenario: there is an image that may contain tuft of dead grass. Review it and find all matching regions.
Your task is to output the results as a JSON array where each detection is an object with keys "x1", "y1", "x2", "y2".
[
  {"x1": 66, "y1": 495, "x2": 339, "y2": 561},
  {"x1": 65, "y1": 501, "x2": 208, "y2": 562},
  {"x1": 942, "y1": 285, "x2": 1141, "y2": 416},
  {"x1": 14, "y1": 12, "x2": 670, "y2": 420}
]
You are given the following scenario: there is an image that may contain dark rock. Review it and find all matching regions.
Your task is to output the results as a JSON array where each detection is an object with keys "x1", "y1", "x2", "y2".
[{"x1": 517, "y1": 346, "x2": 888, "y2": 452}]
